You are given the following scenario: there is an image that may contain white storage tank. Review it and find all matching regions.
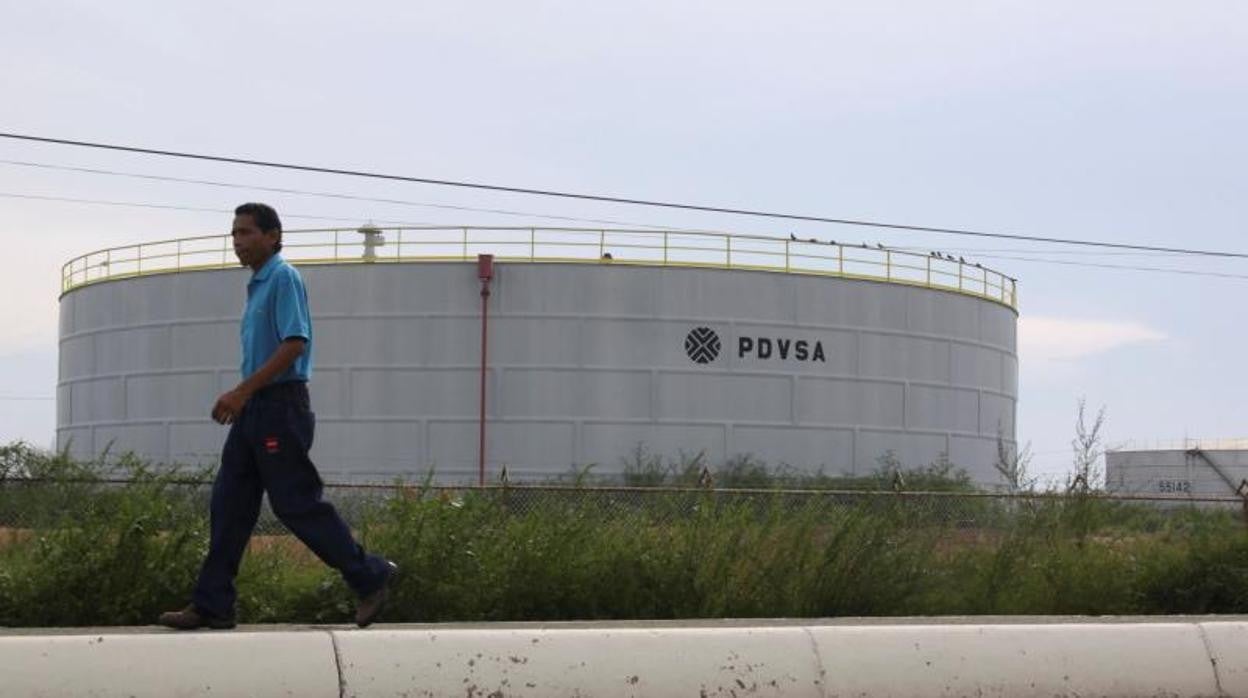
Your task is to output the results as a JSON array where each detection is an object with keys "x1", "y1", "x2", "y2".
[
  {"x1": 57, "y1": 227, "x2": 1019, "y2": 484},
  {"x1": 1106, "y1": 441, "x2": 1248, "y2": 499}
]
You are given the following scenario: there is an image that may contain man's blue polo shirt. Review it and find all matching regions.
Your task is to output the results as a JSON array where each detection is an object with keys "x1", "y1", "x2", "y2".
[{"x1": 241, "y1": 253, "x2": 313, "y2": 383}]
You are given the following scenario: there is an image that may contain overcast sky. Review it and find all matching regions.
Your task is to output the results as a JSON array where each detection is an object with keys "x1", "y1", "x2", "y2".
[{"x1": 3, "y1": 1, "x2": 1246, "y2": 484}]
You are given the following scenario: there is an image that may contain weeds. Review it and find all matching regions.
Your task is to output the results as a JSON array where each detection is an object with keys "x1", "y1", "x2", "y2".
[{"x1": 3, "y1": 441, "x2": 1248, "y2": 626}]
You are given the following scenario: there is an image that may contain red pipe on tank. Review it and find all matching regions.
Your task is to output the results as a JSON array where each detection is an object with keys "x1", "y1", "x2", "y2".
[{"x1": 476, "y1": 254, "x2": 494, "y2": 487}]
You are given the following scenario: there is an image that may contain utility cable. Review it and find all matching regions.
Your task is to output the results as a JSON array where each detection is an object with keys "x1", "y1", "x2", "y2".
[
  {"x1": 9, "y1": 190, "x2": 1248, "y2": 282},
  {"x1": 0, "y1": 192, "x2": 437, "y2": 227},
  {"x1": 0, "y1": 159, "x2": 688, "y2": 231},
  {"x1": 896, "y1": 245, "x2": 1191, "y2": 258},
  {"x1": 4, "y1": 160, "x2": 1212, "y2": 257},
  {"x1": 967, "y1": 252, "x2": 1248, "y2": 281},
  {"x1": 7, "y1": 157, "x2": 1214, "y2": 260},
  {"x1": 3, "y1": 131, "x2": 1247, "y2": 259}
]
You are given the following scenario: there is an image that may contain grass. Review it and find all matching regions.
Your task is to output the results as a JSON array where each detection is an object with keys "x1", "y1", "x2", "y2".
[
  {"x1": 3, "y1": 441, "x2": 1248, "y2": 626},
  {"x1": 616, "y1": 444, "x2": 978, "y2": 492}
]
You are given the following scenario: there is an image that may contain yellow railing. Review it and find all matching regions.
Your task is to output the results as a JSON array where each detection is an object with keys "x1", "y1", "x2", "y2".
[{"x1": 60, "y1": 226, "x2": 1018, "y2": 309}]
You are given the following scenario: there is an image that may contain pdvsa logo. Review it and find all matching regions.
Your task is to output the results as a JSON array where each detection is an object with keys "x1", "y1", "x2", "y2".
[
  {"x1": 685, "y1": 327, "x2": 721, "y2": 364},
  {"x1": 738, "y1": 336, "x2": 826, "y2": 362},
  {"x1": 685, "y1": 327, "x2": 826, "y2": 364}
]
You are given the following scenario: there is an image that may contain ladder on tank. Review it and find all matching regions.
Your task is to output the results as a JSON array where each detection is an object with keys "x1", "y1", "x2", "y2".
[{"x1": 1186, "y1": 448, "x2": 1248, "y2": 519}]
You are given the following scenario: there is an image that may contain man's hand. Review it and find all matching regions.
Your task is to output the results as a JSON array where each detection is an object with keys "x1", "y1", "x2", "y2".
[
  {"x1": 215, "y1": 339, "x2": 304, "y2": 424},
  {"x1": 212, "y1": 389, "x2": 250, "y2": 425}
]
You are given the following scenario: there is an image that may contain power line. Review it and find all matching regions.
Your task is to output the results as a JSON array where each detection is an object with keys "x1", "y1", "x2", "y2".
[
  {"x1": 898, "y1": 245, "x2": 1191, "y2": 258},
  {"x1": 10, "y1": 189, "x2": 1248, "y2": 282},
  {"x1": 5, "y1": 160, "x2": 1216, "y2": 259},
  {"x1": 7, "y1": 158, "x2": 1223, "y2": 263},
  {"x1": 0, "y1": 193, "x2": 251, "y2": 217},
  {"x1": 969, "y1": 252, "x2": 1248, "y2": 281},
  {"x1": 0, "y1": 159, "x2": 688, "y2": 231},
  {"x1": 0, "y1": 192, "x2": 437, "y2": 227},
  {"x1": 3, "y1": 131, "x2": 1247, "y2": 259}
]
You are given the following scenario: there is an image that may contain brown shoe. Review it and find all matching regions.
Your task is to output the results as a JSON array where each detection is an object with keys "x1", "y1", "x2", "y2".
[
  {"x1": 158, "y1": 604, "x2": 236, "y2": 630},
  {"x1": 355, "y1": 560, "x2": 398, "y2": 628}
]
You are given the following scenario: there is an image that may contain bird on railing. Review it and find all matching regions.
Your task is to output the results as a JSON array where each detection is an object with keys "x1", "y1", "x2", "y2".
[
  {"x1": 827, "y1": 239, "x2": 836, "y2": 245},
  {"x1": 958, "y1": 256, "x2": 966, "y2": 264},
  {"x1": 698, "y1": 466, "x2": 714, "y2": 488},
  {"x1": 860, "y1": 242, "x2": 869, "y2": 248},
  {"x1": 891, "y1": 470, "x2": 907, "y2": 492},
  {"x1": 601, "y1": 252, "x2": 613, "y2": 261},
  {"x1": 808, "y1": 237, "x2": 818, "y2": 243},
  {"x1": 973, "y1": 262, "x2": 982, "y2": 269},
  {"x1": 789, "y1": 233, "x2": 798, "y2": 241},
  {"x1": 876, "y1": 243, "x2": 885, "y2": 249}
]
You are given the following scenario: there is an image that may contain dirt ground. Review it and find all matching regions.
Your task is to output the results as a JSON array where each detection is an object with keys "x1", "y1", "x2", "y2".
[{"x1": 0, "y1": 527, "x2": 33, "y2": 550}]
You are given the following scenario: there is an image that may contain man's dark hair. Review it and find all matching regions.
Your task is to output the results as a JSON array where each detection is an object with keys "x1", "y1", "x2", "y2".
[{"x1": 235, "y1": 202, "x2": 283, "y2": 252}]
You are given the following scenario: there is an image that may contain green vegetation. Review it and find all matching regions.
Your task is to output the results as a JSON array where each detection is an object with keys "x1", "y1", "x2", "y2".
[
  {"x1": 2, "y1": 440, "x2": 1248, "y2": 627},
  {"x1": 616, "y1": 444, "x2": 976, "y2": 492}
]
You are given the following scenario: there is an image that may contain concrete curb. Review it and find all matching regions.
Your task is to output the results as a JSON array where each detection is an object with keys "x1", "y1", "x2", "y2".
[
  {"x1": 2, "y1": 620, "x2": 1246, "y2": 697},
  {"x1": 335, "y1": 626, "x2": 821, "y2": 697},
  {"x1": 0, "y1": 630, "x2": 338, "y2": 697}
]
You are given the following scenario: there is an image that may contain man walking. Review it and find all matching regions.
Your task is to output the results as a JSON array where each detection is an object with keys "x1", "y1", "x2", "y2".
[{"x1": 160, "y1": 203, "x2": 395, "y2": 630}]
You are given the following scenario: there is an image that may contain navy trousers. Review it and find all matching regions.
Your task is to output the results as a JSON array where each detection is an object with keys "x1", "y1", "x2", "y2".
[{"x1": 193, "y1": 382, "x2": 389, "y2": 619}]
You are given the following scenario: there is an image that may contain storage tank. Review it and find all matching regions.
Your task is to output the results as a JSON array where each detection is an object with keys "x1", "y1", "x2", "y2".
[
  {"x1": 57, "y1": 227, "x2": 1018, "y2": 484},
  {"x1": 1106, "y1": 441, "x2": 1248, "y2": 500}
]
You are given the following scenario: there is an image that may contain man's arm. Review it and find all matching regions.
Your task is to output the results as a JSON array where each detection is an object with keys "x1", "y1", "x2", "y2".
[{"x1": 211, "y1": 338, "x2": 306, "y2": 424}]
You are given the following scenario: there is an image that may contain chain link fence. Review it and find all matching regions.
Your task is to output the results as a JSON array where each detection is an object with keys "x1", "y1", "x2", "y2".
[{"x1": 3, "y1": 476, "x2": 1246, "y2": 541}]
